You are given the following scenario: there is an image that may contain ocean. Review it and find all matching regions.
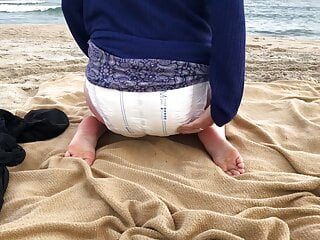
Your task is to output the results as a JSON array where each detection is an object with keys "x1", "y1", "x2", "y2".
[
  {"x1": 0, "y1": 0, "x2": 319, "y2": 39},
  {"x1": 0, "y1": 0, "x2": 62, "y2": 24}
]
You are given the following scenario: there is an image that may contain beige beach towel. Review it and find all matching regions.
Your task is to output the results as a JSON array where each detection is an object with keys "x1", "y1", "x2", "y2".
[{"x1": 0, "y1": 73, "x2": 319, "y2": 240}]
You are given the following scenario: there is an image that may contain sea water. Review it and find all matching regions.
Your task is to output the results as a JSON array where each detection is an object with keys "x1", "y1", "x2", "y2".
[
  {"x1": 0, "y1": 0, "x2": 62, "y2": 24},
  {"x1": 0, "y1": 0, "x2": 319, "y2": 39},
  {"x1": 245, "y1": 0, "x2": 320, "y2": 39}
]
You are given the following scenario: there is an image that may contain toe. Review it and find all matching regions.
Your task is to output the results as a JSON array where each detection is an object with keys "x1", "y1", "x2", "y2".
[
  {"x1": 236, "y1": 157, "x2": 243, "y2": 164},
  {"x1": 235, "y1": 157, "x2": 245, "y2": 169},
  {"x1": 64, "y1": 151, "x2": 71, "y2": 157},
  {"x1": 230, "y1": 169, "x2": 241, "y2": 176},
  {"x1": 84, "y1": 158, "x2": 95, "y2": 166},
  {"x1": 237, "y1": 162, "x2": 244, "y2": 168}
]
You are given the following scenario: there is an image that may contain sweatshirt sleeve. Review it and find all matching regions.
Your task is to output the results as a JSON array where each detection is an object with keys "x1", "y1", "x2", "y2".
[
  {"x1": 61, "y1": 0, "x2": 90, "y2": 56},
  {"x1": 206, "y1": 0, "x2": 246, "y2": 126}
]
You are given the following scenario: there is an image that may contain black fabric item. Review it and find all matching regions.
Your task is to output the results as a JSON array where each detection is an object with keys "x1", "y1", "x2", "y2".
[
  {"x1": 0, "y1": 166, "x2": 8, "y2": 210},
  {"x1": 0, "y1": 109, "x2": 69, "y2": 143},
  {"x1": 0, "y1": 133, "x2": 26, "y2": 211},
  {"x1": 0, "y1": 108, "x2": 69, "y2": 211},
  {"x1": 0, "y1": 133, "x2": 26, "y2": 167},
  {"x1": 0, "y1": 109, "x2": 24, "y2": 137}
]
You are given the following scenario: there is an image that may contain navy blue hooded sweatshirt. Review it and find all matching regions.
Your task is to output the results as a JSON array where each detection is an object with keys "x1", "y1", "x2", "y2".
[{"x1": 62, "y1": 0, "x2": 246, "y2": 126}]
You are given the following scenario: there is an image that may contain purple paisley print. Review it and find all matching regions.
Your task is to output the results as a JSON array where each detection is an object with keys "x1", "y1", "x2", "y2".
[{"x1": 86, "y1": 40, "x2": 209, "y2": 92}]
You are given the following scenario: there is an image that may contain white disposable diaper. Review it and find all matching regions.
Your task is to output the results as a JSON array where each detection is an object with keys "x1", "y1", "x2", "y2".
[{"x1": 86, "y1": 79, "x2": 210, "y2": 137}]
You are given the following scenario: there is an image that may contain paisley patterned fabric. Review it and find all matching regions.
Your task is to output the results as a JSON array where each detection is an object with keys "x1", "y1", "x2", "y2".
[{"x1": 86, "y1": 40, "x2": 209, "y2": 92}]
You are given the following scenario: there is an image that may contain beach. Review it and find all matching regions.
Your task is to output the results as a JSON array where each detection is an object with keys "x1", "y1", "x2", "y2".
[
  {"x1": 1, "y1": 23, "x2": 320, "y2": 239},
  {"x1": 0, "y1": 24, "x2": 320, "y2": 111}
]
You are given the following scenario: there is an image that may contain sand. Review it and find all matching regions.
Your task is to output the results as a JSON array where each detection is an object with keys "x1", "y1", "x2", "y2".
[{"x1": 0, "y1": 24, "x2": 319, "y2": 111}]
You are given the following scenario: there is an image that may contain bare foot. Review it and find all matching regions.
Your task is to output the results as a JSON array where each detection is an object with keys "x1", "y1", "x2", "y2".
[
  {"x1": 65, "y1": 116, "x2": 107, "y2": 165},
  {"x1": 198, "y1": 126, "x2": 245, "y2": 176}
]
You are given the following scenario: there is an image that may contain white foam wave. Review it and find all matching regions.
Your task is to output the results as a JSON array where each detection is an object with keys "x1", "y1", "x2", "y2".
[
  {"x1": 0, "y1": 4, "x2": 59, "y2": 12},
  {"x1": 0, "y1": 0, "x2": 45, "y2": 4}
]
